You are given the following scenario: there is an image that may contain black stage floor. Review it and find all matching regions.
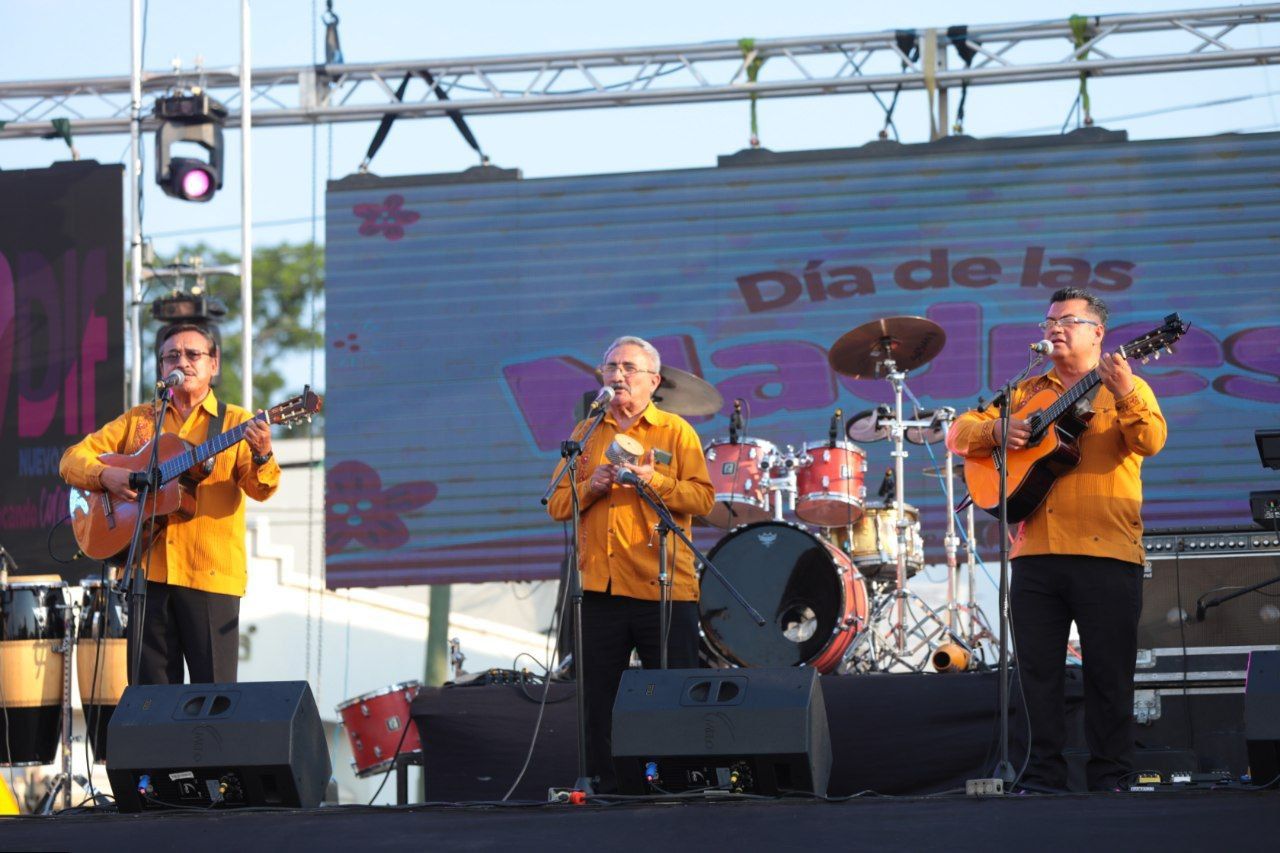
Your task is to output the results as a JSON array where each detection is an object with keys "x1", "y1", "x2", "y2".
[{"x1": 3, "y1": 791, "x2": 1278, "y2": 851}]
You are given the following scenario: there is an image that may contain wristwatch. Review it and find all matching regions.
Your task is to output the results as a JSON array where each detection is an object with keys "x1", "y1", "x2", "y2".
[{"x1": 252, "y1": 450, "x2": 274, "y2": 466}]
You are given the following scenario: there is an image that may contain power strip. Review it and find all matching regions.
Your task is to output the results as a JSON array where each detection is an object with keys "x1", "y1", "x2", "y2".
[{"x1": 965, "y1": 778, "x2": 1004, "y2": 797}]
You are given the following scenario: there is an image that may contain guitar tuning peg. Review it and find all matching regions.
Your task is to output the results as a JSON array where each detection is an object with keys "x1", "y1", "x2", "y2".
[
  {"x1": 1141, "y1": 357, "x2": 1149, "y2": 364},
  {"x1": 1166, "y1": 345, "x2": 1174, "y2": 355},
  {"x1": 1153, "y1": 352, "x2": 1161, "y2": 360}
]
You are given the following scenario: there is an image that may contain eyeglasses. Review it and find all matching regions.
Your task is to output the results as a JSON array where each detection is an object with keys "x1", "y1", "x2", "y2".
[
  {"x1": 161, "y1": 348, "x2": 212, "y2": 364},
  {"x1": 1038, "y1": 316, "x2": 1101, "y2": 331},
  {"x1": 599, "y1": 361, "x2": 658, "y2": 378}
]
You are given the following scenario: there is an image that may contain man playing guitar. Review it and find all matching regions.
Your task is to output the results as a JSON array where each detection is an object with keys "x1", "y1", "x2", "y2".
[
  {"x1": 60, "y1": 323, "x2": 279, "y2": 685},
  {"x1": 948, "y1": 287, "x2": 1167, "y2": 792}
]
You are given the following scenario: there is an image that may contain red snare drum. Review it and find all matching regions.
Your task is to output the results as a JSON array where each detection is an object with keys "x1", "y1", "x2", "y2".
[
  {"x1": 701, "y1": 438, "x2": 777, "y2": 529},
  {"x1": 336, "y1": 680, "x2": 422, "y2": 777},
  {"x1": 794, "y1": 440, "x2": 866, "y2": 527},
  {"x1": 700, "y1": 522, "x2": 869, "y2": 674}
]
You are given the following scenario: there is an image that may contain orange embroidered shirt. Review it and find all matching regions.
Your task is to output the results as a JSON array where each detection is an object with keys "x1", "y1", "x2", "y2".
[
  {"x1": 547, "y1": 403, "x2": 714, "y2": 601},
  {"x1": 59, "y1": 392, "x2": 280, "y2": 597},
  {"x1": 948, "y1": 369, "x2": 1165, "y2": 566}
]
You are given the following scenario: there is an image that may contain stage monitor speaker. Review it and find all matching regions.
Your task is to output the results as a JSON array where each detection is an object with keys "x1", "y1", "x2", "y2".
[
  {"x1": 106, "y1": 681, "x2": 331, "y2": 812},
  {"x1": 1245, "y1": 650, "x2": 1280, "y2": 787},
  {"x1": 1139, "y1": 531, "x2": 1280, "y2": 651},
  {"x1": 611, "y1": 667, "x2": 831, "y2": 797}
]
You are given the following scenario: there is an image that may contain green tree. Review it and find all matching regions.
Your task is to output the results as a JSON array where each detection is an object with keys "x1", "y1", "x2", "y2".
[{"x1": 147, "y1": 241, "x2": 325, "y2": 431}]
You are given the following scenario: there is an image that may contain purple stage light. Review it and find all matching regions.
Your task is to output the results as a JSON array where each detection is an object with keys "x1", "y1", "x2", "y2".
[{"x1": 180, "y1": 167, "x2": 213, "y2": 199}]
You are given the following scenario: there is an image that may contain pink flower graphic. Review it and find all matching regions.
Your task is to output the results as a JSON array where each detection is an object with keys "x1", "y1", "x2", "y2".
[
  {"x1": 326, "y1": 460, "x2": 437, "y2": 554},
  {"x1": 353, "y1": 194, "x2": 421, "y2": 241}
]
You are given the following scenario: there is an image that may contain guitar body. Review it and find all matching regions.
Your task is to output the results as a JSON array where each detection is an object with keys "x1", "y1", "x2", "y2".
[
  {"x1": 69, "y1": 433, "x2": 199, "y2": 561},
  {"x1": 963, "y1": 387, "x2": 1092, "y2": 524}
]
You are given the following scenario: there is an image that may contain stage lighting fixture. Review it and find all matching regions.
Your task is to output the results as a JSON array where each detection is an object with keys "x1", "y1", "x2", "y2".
[
  {"x1": 150, "y1": 290, "x2": 227, "y2": 324},
  {"x1": 154, "y1": 91, "x2": 227, "y2": 202}
]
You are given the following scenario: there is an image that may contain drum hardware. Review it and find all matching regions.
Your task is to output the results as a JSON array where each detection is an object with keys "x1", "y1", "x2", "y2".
[{"x1": 829, "y1": 317, "x2": 973, "y2": 670}]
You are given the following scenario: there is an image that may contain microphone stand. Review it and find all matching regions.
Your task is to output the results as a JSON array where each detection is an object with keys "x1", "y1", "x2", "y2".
[
  {"x1": 620, "y1": 470, "x2": 765, "y2": 672},
  {"x1": 120, "y1": 384, "x2": 171, "y2": 687},
  {"x1": 1196, "y1": 574, "x2": 1280, "y2": 622},
  {"x1": 540, "y1": 400, "x2": 610, "y2": 794},
  {"x1": 990, "y1": 350, "x2": 1044, "y2": 789}
]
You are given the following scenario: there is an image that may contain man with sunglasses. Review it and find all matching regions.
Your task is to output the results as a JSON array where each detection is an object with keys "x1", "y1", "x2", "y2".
[
  {"x1": 60, "y1": 323, "x2": 279, "y2": 685},
  {"x1": 948, "y1": 287, "x2": 1166, "y2": 792},
  {"x1": 547, "y1": 335, "x2": 714, "y2": 793}
]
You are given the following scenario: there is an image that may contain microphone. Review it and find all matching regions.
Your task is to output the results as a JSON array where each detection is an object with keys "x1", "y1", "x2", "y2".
[
  {"x1": 729, "y1": 399, "x2": 742, "y2": 443},
  {"x1": 617, "y1": 468, "x2": 643, "y2": 488},
  {"x1": 156, "y1": 369, "x2": 185, "y2": 389},
  {"x1": 829, "y1": 408, "x2": 842, "y2": 447},
  {"x1": 588, "y1": 386, "x2": 615, "y2": 412},
  {"x1": 1030, "y1": 340, "x2": 1053, "y2": 355}
]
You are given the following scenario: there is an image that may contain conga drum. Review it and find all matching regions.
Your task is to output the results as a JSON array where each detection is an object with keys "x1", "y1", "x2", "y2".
[
  {"x1": 77, "y1": 577, "x2": 129, "y2": 763},
  {"x1": 0, "y1": 576, "x2": 68, "y2": 766}
]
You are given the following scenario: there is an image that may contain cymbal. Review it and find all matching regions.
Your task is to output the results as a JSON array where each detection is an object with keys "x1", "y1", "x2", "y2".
[
  {"x1": 828, "y1": 316, "x2": 947, "y2": 379},
  {"x1": 846, "y1": 406, "x2": 891, "y2": 443},
  {"x1": 653, "y1": 365, "x2": 723, "y2": 417}
]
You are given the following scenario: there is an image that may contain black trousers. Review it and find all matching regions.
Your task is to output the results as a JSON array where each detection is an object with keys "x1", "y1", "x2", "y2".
[
  {"x1": 580, "y1": 591, "x2": 700, "y2": 791},
  {"x1": 1010, "y1": 554, "x2": 1143, "y2": 791},
  {"x1": 127, "y1": 581, "x2": 241, "y2": 685}
]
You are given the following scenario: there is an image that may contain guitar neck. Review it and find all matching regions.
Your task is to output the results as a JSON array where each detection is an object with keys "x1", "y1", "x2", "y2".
[
  {"x1": 1041, "y1": 367, "x2": 1102, "y2": 425},
  {"x1": 157, "y1": 413, "x2": 263, "y2": 484}
]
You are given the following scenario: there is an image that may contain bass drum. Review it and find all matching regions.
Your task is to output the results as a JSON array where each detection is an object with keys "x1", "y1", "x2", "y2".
[{"x1": 699, "y1": 522, "x2": 868, "y2": 674}]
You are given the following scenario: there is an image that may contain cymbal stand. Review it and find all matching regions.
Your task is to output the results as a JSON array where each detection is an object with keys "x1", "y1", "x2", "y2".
[
  {"x1": 932, "y1": 408, "x2": 961, "y2": 634},
  {"x1": 961, "y1": 502, "x2": 995, "y2": 650},
  {"x1": 35, "y1": 599, "x2": 106, "y2": 813},
  {"x1": 873, "y1": 352, "x2": 971, "y2": 670}
]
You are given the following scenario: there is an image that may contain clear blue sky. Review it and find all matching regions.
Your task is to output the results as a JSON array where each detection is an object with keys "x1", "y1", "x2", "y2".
[{"x1": 2, "y1": 1, "x2": 1277, "y2": 382}]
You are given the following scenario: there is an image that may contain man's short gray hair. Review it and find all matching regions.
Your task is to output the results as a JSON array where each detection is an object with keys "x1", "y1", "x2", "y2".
[{"x1": 603, "y1": 335, "x2": 661, "y2": 373}]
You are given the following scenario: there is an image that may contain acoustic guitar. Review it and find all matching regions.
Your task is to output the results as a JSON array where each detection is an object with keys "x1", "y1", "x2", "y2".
[
  {"x1": 963, "y1": 314, "x2": 1187, "y2": 524},
  {"x1": 68, "y1": 388, "x2": 323, "y2": 560}
]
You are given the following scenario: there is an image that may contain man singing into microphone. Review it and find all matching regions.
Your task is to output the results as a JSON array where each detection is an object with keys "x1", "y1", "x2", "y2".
[
  {"x1": 546, "y1": 335, "x2": 714, "y2": 793},
  {"x1": 60, "y1": 323, "x2": 279, "y2": 685},
  {"x1": 947, "y1": 287, "x2": 1166, "y2": 792}
]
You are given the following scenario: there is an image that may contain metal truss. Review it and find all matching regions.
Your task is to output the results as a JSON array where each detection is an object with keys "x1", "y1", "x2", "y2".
[{"x1": 2, "y1": 3, "x2": 1279, "y2": 139}]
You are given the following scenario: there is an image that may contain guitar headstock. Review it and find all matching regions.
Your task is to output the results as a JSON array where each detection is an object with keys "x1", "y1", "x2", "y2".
[
  {"x1": 1120, "y1": 313, "x2": 1189, "y2": 364},
  {"x1": 267, "y1": 385, "x2": 324, "y2": 428}
]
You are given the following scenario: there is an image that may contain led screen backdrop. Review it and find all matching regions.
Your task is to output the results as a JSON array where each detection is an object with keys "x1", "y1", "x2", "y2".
[
  {"x1": 0, "y1": 162, "x2": 125, "y2": 578},
  {"x1": 325, "y1": 132, "x2": 1280, "y2": 589}
]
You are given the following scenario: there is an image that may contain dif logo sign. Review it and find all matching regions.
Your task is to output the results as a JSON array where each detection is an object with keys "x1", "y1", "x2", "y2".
[{"x1": 0, "y1": 248, "x2": 110, "y2": 439}]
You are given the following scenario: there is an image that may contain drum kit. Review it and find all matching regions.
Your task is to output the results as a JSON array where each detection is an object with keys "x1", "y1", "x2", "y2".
[
  {"x1": 0, "y1": 571, "x2": 125, "y2": 810},
  {"x1": 644, "y1": 317, "x2": 995, "y2": 674}
]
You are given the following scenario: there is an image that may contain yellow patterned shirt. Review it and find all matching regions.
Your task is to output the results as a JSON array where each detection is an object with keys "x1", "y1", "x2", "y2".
[
  {"x1": 948, "y1": 368, "x2": 1165, "y2": 566},
  {"x1": 59, "y1": 392, "x2": 280, "y2": 596},
  {"x1": 547, "y1": 403, "x2": 714, "y2": 601}
]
